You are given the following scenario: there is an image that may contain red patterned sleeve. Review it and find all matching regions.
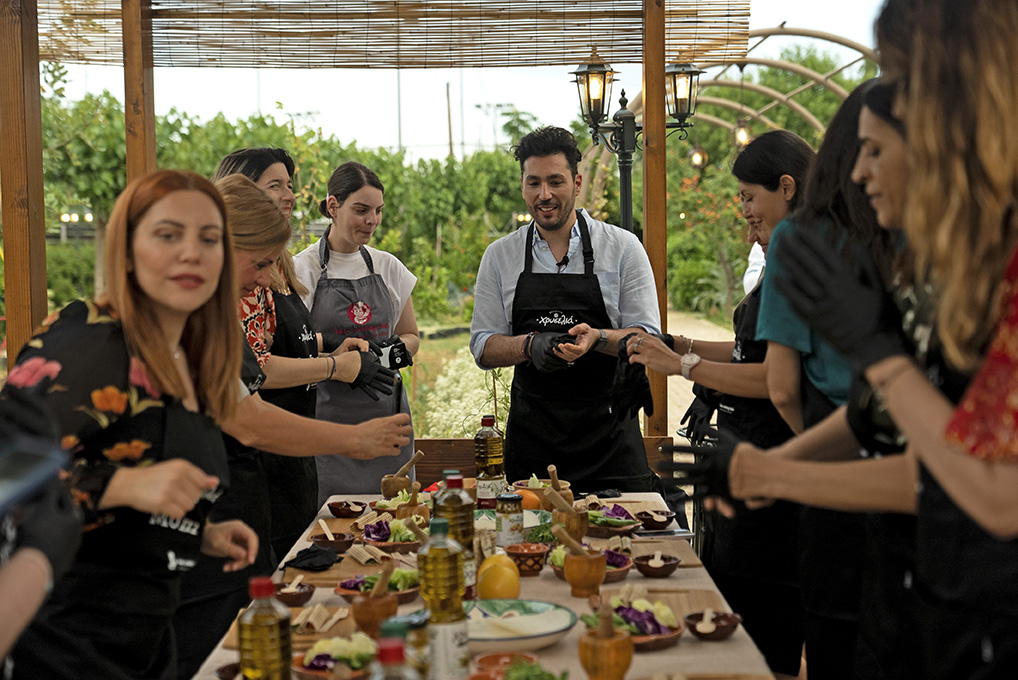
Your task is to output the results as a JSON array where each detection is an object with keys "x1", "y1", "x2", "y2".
[
  {"x1": 238, "y1": 288, "x2": 277, "y2": 368},
  {"x1": 945, "y1": 249, "x2": 1018, "y2": 461}
]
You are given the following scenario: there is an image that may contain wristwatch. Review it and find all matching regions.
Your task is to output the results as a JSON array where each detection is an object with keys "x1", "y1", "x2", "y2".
[
  {"x1": 593, "y1": 328, "x2": 608, "y2": 352},
  {"x1": 680, "y1": 353, "x2": 701, "y2": 380}
]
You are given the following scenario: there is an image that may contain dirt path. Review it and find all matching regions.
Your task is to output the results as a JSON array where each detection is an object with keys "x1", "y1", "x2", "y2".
[{"x1": 663, "y1": 309, "x2": 734, "y2": 439}]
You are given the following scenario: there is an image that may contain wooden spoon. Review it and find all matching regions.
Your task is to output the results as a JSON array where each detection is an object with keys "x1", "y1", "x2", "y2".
[
  {"x1": 648, "y1": 550, "x2": 664, "y2": 568},
  {"x1": 318, "y1": 519, "x2": 334, "y2": 541},
  {"x1": 696, "y1": 607, "x2": 717, "y2": 634},
  {"x1": 280, "y1": 574, "x2": 304, "y2": 593},
  {"x1": 650, "y1": 511, "x2": 670, "y2": 522},
  {"x1": 552, "y1": 524, "x2": 588, "y2": 556}
]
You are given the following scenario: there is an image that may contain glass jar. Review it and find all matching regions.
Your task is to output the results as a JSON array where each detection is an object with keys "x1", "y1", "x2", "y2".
[{"x1": 495, "y1": 493, "x2": 524, "y2": 548}]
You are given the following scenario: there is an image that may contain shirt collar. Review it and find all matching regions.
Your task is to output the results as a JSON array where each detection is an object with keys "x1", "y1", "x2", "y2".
[{"x1": 530, "y1": 211, "x2": 583, "y2": 246}]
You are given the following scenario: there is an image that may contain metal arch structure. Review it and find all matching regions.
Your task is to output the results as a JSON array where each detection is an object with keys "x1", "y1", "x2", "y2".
[
  {"x1": 698, "y1": 78, "x2": 826, "y2": 133},
  {"x1": 695, "y1": 97, "x2": 780, "y2": 130}
]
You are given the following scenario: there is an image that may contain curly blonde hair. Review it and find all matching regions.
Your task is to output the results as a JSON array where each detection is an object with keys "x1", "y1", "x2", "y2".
[{"x1": 878, "y1": 0, "x2": 1018, "y2": 369}]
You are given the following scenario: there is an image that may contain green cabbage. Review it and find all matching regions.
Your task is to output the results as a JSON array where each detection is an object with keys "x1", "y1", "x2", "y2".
[{"x1": 302, "y1": 632, "x2": 377, "y2": 669}]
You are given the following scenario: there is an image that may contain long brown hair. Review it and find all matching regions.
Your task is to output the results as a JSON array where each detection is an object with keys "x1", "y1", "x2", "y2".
[
  {"x1": 878, "y1": 0, "x2": 1018, "y2": 369},
  {"x1": 100, "y1": 170, "x2": 241, "y2": 420}
]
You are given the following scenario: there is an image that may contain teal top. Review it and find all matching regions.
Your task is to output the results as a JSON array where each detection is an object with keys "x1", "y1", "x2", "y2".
[{"x1": 755, "y1": 217, "x2": 852, "y2": 405}]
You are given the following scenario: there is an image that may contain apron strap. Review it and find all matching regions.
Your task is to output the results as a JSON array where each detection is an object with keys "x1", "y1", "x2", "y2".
[
  {"x1": 318, "y1": 225, "x2": 332, "y2": 273},
  {"x1": 523, "y1": 210, "x2": 595, "y2": 275},
  {"x1": 358, "y1": 245, "x2": 376, "y2": 274}
]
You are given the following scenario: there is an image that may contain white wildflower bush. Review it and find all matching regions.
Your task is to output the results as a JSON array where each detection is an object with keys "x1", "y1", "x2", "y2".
[{"x1": 416, "y1": 346, "x2": 512, "y2": 437}]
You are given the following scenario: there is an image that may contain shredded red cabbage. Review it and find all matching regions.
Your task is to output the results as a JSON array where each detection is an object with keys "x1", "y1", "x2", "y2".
[
  {"x1": 339, "y1": 575, "x2": 368, "y2": 591},
  {"x1": 305, "y1": 654, "x2": 336, "y2": 671},
  {"x1": 605, "y1": 550, "x2": 629, "y2": 569},
  {"x1": 615, "y1": 606, "x2": 667, "y2": 635},
  {"x1": 602, "y1": 504, "x2": 635, "y2": 520},
  {"x1": 363, "y1": 520, "x2": 391, "y2": 542}
]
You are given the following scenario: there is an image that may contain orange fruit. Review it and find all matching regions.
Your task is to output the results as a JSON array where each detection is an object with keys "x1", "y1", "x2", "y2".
[
  {"x1": 517, "y1": 489, "x2": 542, "y2": 510},
  {"x1": 478, "y1": 554, "x2": 518, "y2": 579},
  {"x1": 477, "y1": 563, "x2": 521, "y2": 599}
]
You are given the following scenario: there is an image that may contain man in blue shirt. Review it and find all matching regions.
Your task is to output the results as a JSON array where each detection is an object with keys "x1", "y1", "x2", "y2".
[{"x1": 469, "y1": 126, "x2": 660, "y2": 492}]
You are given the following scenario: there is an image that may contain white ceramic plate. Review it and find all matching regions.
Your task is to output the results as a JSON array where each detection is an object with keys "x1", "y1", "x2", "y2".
[{"x1": 466, "y1": 599, "x2": 577, "y2": 653}]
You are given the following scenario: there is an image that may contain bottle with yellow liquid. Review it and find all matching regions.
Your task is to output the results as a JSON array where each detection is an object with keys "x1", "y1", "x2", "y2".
[
  {"x1": 474, "y1": 415, "x2": 505, "y2": 509},
  {"x1": 434, "y1": 473, "x2": 476, "y2": 600},
  {"x1": 238, "y1": 576, "x2": 292, "y2": 680},
  {"x1": 418, "y1": 518, "x2": 469, "y2": 680}
]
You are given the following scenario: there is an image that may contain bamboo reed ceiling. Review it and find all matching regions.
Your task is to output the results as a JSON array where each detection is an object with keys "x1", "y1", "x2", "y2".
[{"x1": 38, "y1": 0, "x2": 749, "y2": 69}]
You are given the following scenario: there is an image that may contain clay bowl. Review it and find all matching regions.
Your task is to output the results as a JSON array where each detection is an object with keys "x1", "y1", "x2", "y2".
[
  {"x1": 352, "y1": 592, "x2": 400, "y2": 638},
  {"x1": 512, "y1": 479, "x2": 572, "y2": 511},
  {"x1": 632, "y1": 624, "x2": 685, "y2": 652},
  {"x1": 214, "y1": 663, "x2": 240, "y2": 680},
  {"x1": 633, "y1": 554, "x2": 681, "y2": 578},
  {"x1": 552, "y1": 557, "x2": 631, "y2": 584},
  {"x1": 551, "y1": 509, "x2": 588, "y2": 543},
  {"x1": 474, "y1": 652, "x2": 539, "y2": 671},
  {"x1": 504, "y1": 542, "x2": 551, "y2": 577},
  {"x1": 585, "y1": 520, "x2": 642, "y2": 539},
  {"x1": 683, "y1": 611, "x2": 743, "y2": 641},
  {"x1": 468, "y1": 671, "x2": 503, "y2": 680},
  {"x1": 328, "y1": 500, "x2": 367, "y2": 518},
  {"x1": 363, "y1": 539, "x2": 420, "y2": 554},
  {"x1": 308, "y1": 531, "x2": 355, "y2": 553},
  {"x1": 291, "y1": 653, "x2": 368, "y2": 680},
  {"x1": 335, "y1": 585, "x2": 421, "y2": 606},
  {"x1": 634, "y1": 510, "x2": 676, "y2": 531},
  {"x1": 562, "y1": 551, "x2": 607, "y2": 598},
  {"x1": 274, "y1": 581, "x2": 316, "y2": 607}
]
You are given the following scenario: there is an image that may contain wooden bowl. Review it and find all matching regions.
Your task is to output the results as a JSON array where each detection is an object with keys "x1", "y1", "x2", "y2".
[
  {"x1": 683, "y1": 611, "x2": 743, "y2": 641},
  {"x1": 504, "y1": 542, "x2": 551, "y2": 577},
  {"x1": 578, "y1": 628, "x2": 633, "y2": 679},
  {"x1": 291, "y1": 653, "x2": 368, "y2": 680},
  {"x1": 632, "y1": 624, "x2": 685, "y2": 652},
  {"x1": 474, "y1": 651, "x2": 539, "y2": 670},
  {"x1": 634, "y1": 510, "x2": 676, "y2": 531},
  {"x1": 585, "y1": 521, "x2": 642, "y2": 539},
  {"x1": 308, "y1": 532, "x2": 355, "y2": 553},
  {"x1": 274, "y1": 582, "x2": 315, "y2": 607},
  {"x1": 551, "y1": 509, "x2": 588, "y2": 543},
  {"x1": 562, "y1": 551, "x2": 606, "y2": 598},
  {"x1": 352, "y1": 592, "x2": 399, "y2": 638},
  {"x1": 633, "y1": 554, "x2": 681, "y2": 578},
  {"x1": 363, "y1": 539, "x2": 420, "y2": 554},
  {"x1": 335, "y1": 585, "x2": 421, "y2": 606},
  {"x1": 328, "y1": 500, "x2": 367, "y2": 518},
  {"x1": 512, "y1": 479, "x2": 572, "y2": 511},
  {"x1": 551, "y1": 558, "x2": 631, "y2": 584},
  {"x1": 214, "y1": 663, "x2": 239, "y2": 680}
]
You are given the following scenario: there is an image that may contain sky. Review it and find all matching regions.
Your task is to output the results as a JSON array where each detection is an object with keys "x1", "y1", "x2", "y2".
[{"x1": 59, "y1": 0, "x2": 887, "y2": 162}]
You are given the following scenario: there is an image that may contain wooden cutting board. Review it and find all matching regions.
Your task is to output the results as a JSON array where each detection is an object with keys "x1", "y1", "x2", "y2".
[
  {"x1": 282, "y1": 553, "x2": 416, "y2": 587},
  {"x1": 597, "y1": 587, "x2": 726, "y2": 619},
  {"x1": 222, "y1": 606, "x2": 355, "y2": 652},
  {"x1": 585, "y1": 536, "x2": 701, "y2": 568}
]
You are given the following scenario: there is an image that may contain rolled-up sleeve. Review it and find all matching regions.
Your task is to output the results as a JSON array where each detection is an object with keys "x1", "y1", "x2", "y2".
[
  {"x1": 470, "y1": 245, "x2": 511, "y2": 368},
  {"x1": 616, "y1": 232, "x2": 661, "y2": 333}
]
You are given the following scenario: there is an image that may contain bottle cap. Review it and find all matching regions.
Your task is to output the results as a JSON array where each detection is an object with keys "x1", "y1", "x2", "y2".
[
  {"x1": 447, "y1": 474, "x2": 464, "y2": 489},
  {"x1": 429, "y1": 518, "x2": 450, "y2": 535},
  {"x1": 376, "y1": 638, "x2": 405, "y2": 664},
  {"x1": 380, "y1": 620, "x2": 409, "y2": 639},
  {"x1": 442, "y1": 469, "x2": 460, "y2": 481},
  {"x1": 248, "y1": 576, "x2": 275, "y2": 599},
  {"x1": 481, "y1": 415, "x2": 495, "y2": 426}
]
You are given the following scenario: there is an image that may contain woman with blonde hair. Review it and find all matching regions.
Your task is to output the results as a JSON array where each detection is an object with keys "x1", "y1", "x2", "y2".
[{"x1": 7, "y1": 170, "x2": 258, "y2": 679}]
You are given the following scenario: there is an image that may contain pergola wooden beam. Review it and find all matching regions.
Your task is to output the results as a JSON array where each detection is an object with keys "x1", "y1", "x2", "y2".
[
  {"x1": 0, "y1": 0, "x2": 48, "y2": 364},
  {"x1": 122, "y1": 0, "x2": 157, "y2": 184}
]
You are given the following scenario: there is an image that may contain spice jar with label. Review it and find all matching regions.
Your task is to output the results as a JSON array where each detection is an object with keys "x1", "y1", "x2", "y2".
[{"x1": 495, "y1": 493, "x2": 524, "y2": 548}]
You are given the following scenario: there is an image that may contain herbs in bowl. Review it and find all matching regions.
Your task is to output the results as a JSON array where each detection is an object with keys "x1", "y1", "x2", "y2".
[
  {"x1": 502, "y1": 659, "x2": 568, "y2": 680},
  {"x1": 336, "y1": 568, "x2": 421, "y2": 605}
]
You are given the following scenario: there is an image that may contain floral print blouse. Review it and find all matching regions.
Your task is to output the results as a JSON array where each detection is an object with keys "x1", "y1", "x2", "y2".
[{"x1": 239, "y1": 287, "x2": 275, "y2": 368}]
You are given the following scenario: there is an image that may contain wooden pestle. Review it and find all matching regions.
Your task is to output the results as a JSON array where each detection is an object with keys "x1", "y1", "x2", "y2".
[
  {"x1": 545, "y1": 487, "x2": 575, "y2": 514},
  {"x1": 598, "y1": 602, "x2": 615, "y2": 639},
  {"x1": 371, "y1": 559, "x2": 396, "y2": 598},
  {"x1": 548, "y1": 464, "x2": 562, "y2": 491},
  {"x1": 552, "y1": 524, "x2": 588, "y2": 556},
  {"x1": 394, "y1": 450, "x2": 425, "y2": 479},
  {"x1": 407, "y1": 481, "x2": 420, "y2": 506},
  {"x1": 406, "y1": 517, "x2": 429, "y2": 543}
]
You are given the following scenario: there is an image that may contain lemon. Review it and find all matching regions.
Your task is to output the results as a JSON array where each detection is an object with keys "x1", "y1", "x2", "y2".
[
  {"x1": 478, "y1": 554, "x2": 517, "y2": 579},
  {"x1": 477, "y1": 563, "x2": 521, "y2": 599}
]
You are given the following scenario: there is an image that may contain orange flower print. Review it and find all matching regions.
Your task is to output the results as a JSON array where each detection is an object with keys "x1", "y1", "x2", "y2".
[
  {"x1": 6, "y1": 356, "x2": 61, "y2": 388},
  {"x1": 91, "y1": 386, "x2": 128, "y2": 414},
  {"x1": 103, "y1": 439, "x2": 151, "y2": 461},
  {"x1": 61, "y1": 434, "x2": 81, "y2": 452},
  {"x1": 129, "y1": 357, "x2": 161, "y2": 398}
]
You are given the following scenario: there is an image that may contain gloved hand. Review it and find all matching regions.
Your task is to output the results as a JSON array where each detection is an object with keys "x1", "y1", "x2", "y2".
[
  {"x1": 351, "y1": 352, "x2": 396, "y2": 401},
  {"x1": 528, "y1": 332, "x2": 573, "y2": 373},
  {"x1": 657, "y1": 428, "x2": 738, "y2": 503},
  {"x1": 774, "y1": 228, "x2": 906, "y2": 371},
  {"x1": 612, "y1": 333, "x2": 654, "y2": 418},
  {"x1": 369, "y1": 335, "x2": 413, "y2": 370},
  {"x1": 18, "y1": 475, "x2": 83, "y2": 581},
  {"x1": 679, "y1": 397, "x2": 716, "y2": 446}
]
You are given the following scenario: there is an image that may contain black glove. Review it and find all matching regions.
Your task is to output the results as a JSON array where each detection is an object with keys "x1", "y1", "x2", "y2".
[
  {"x1": 679, "y1": 397, "x2": 716, "y2": 446},
  {"x1": 654, "y1": 333, "x2": 676, "y2": 351},
  {"x1": 370, "y1": 335, "x2": 413, "y2": 370},
  {"x1": 774, "y1": 228, "x2": 906, "y2": 371},
  {"x1": 611, "y1": 333, "x2": 654, "y2": 418},
  {"x1": 528, "y1": 332, "x2": 573, "y2": 373},
  {"x1": 18, "y1": 476, "x2": 83, "y2": 581},
  {"x1": 656, "y1": 427, "x2": 738, "y2": 503},
  {"x1": 351, "y1": 352, "x2": 396, "y2": 401}
]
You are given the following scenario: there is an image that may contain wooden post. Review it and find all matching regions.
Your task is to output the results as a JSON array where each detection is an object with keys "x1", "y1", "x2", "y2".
[
  {"x1": 642, "y1": 0, "x2": 668, "y2": 436},
  {"x1": 0, "y1": 0, "x2": 48, "y2": 364},
  {"x1": 122, "y1": 0, "x2": 156, "y2": 183}
]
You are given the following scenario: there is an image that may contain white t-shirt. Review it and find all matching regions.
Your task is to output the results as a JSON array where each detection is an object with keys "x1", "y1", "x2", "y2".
[{"x1": 293, "y1": 243, "x2": 417, "y2": 325}]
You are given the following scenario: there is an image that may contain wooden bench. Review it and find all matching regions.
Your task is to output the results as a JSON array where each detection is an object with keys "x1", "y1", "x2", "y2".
[{"x1": 413, "y1": 435, "x2": 673, "y2": 488}]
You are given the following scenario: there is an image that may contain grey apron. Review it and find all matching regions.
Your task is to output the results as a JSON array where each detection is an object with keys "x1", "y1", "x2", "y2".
[{"x1": 310, "y1": 231, "x2": 413, "y2": 503}]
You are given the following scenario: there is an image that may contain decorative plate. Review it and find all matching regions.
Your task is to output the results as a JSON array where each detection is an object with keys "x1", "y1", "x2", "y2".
[{"x1": 465, "y1": 599, "x2": 577, "y2": 653}]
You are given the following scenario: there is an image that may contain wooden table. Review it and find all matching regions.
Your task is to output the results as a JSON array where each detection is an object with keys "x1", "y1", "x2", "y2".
[{"x1": 192, "y1": 493, "x2": 773, "y2": 680}]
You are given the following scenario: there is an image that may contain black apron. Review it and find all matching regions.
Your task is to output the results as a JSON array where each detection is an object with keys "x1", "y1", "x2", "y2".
[
  {"x1": 310, "y1": 234, "x2": 412, "y2": 502},
  {"x1": 258, "y1": 291, "x2": 319, "y2": 560},
  {"x1": 504, "y1": 212, "x2": 652, "y2": 493},
  {"x1": 703, "y1": 278, "x2": 800, "y2": 584},
  {"x1": 12, "y1": 406, "x2": 228, "y2": 680}
]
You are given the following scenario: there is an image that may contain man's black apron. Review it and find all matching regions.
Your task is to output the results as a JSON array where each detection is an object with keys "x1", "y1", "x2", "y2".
[
  {"x1": 311, "y1": 230, "x2": 412, "y2": 502},
  {"x1": 504, "y1": 212, "x2": 652, "y2": 493}
]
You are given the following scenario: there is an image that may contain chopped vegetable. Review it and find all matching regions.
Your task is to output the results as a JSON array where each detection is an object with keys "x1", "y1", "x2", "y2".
[
  {"x1": 339, "y1": 568, "x2": 420, "y2": 592},
  {"x1": 580, "y1": 612, "x2": 638, "y2": 635},
  {"x1": 503, "y1": 659, "x2": 568, "y2": 680},
  {"x1": 363, "y1": 520, "x2": 391, "y2": 542},
  {"x1": 603, "y1": 504, "x2": 635, "y2": 520},
  {"x1": 374, "y1": 489, "x2": 413, "y2": 509},
  {"x1": 604, "y1": 550, "x2": 629, "y2": 569},
  {"x1": 587, "y1": 508, "x2": 640, "y2": 527},
  {"x1": 527, "y1": 474, "x2": 547, "y2": 489},
  {"x1": 526, "y1": 523, "x2": 556, "y2": 544},
  {"x1": 301, "y1": 632, "x2": 376, "y2": 670},
  {"x1": 616, "y1": 606, "x2": 668, "y2": 635},
  {"x1": 363, "y1": 518, "x2": 427, "y2": 543},
  {"x1": 548, "y1": 545, "x2": 565, "y2": 568}
]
